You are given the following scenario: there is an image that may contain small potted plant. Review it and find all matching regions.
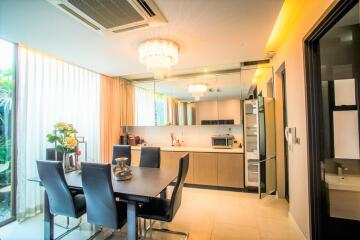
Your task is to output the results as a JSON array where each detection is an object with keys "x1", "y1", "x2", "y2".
[{"x1": 47, "y1": 122, "x2": 78, "y2": 171}]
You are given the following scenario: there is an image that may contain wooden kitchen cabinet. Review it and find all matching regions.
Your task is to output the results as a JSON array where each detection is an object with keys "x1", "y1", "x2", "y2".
[
  {"x1": 193, "y1": 152, "x2": 218, "y2": 186},
  {"x1": 133, "y1": 148, "x2": 244, "y2": 188},
  {"x1": 217, "y1": 153, "x2": 244, "y2": 188},
  {"x1": 131, "y1": 149, "x2": 141, "y2": 167},
  {"x1": 161, "y1": 151, "x2": 194, "y2": 183}
]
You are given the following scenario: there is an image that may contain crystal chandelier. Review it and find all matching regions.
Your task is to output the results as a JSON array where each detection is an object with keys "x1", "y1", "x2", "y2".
[
  {"x1": 188, "y1": 83, "x2": 208, "y2": 101},
  {"x1": 138, "y1": 39, "x2": 179, "y2": 79}
]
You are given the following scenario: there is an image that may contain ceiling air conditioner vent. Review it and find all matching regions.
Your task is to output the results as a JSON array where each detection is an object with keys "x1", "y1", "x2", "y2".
[
  {"x1": 48, "y1": 0, "x2": 167, "y2": 34},
  {"x1": 58, "y1": 4, "x2": 100, "y2": 30},
  {"x1": 137, "y1": 0, "x2": 155, "y2": 17},
  {"x1": 242, "y1": 59, "x2": 270, "y2": 67}
]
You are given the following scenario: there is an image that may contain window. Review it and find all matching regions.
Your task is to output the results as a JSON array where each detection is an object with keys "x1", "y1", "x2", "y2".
[{"x1": 0, "y1": 38, "x2": 16, "y2": 226}]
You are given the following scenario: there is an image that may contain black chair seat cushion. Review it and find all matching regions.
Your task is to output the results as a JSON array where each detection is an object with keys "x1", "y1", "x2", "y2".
[
  {"x1": 73, "y1": 194, "x2": 86, "y2": 217},
  {"x1": 138, "y1": 197, "x2": 171, "y2": 222}
]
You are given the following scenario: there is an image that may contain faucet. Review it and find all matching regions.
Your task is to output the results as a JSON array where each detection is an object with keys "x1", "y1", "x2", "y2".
[
  {"x1": 336, "y1": 163, "x2": 348, "y2": 177},
  {"x1": 170, "y1": 133, "x2": 175, "y2": 147},
  {"x1": 170, "y1": 133, "x2": 184, "y2": 147}
]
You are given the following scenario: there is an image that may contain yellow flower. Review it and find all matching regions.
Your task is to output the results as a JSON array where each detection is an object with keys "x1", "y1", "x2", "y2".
[
  {"x1": 54, "y1": 122, "x2": 69, "y2": 130},
  {"x1": 65, "y1": 137, "x2": 78, "y2": 149}
]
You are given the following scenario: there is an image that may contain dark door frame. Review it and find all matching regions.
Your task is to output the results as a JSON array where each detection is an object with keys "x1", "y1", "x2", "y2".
[
  {"x1": 304, "y1": 0, "x2": 359, "y2": 239},
  {"x1": 280, "y1": 68, "x2": 289, "y2": 202}
]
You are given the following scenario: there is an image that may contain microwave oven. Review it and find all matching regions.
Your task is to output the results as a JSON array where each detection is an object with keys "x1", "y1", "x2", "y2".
[{"x1": 211, "y1": 134, "x2": 235, "y2": 148}]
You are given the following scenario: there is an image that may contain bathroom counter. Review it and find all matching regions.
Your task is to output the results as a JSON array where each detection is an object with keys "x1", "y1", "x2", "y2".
[{"x1": 325, "y1": 173, "x2": 360, "y2": 192}]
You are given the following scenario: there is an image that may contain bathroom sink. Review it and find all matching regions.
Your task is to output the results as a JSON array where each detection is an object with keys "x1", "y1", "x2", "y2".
[{"x1": 325, "y1": 173, "x2": 360, "y2": 192}]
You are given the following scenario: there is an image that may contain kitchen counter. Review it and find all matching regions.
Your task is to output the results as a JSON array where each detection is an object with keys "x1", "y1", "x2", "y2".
[
  {"x1": 325, "y1": 173, "x2": 360, "y2": 192},
  {"x1": 131, "y1": 145, "x2": 243, "y2": 153}
]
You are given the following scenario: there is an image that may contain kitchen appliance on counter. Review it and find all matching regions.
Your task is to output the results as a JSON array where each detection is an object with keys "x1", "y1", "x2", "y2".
[
  {"x1": 211, "y1": 134, "x2": 235, "y2": 149},
  {"x1": 120, "y1": 133, "x2": 141, "y2": 146},
  {"x1": 127, "y1": 135, "x2": 137, "y2": 146},
  {"x1": 120, "y1": 133, "x2": 128, "y2": 145},
  {"x1": 244, "y1": 97, "x2": 276, "y2": 199}
]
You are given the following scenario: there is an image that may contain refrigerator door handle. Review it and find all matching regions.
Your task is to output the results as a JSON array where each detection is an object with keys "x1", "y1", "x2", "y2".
[{"x1": 258, "y1": 156, "x2": 276, "y2": 163}]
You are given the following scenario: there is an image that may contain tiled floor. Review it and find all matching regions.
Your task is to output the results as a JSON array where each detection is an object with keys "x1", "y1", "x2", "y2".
[{"x1": 0, "y1": 187, "x2": 305, "y2": 240}]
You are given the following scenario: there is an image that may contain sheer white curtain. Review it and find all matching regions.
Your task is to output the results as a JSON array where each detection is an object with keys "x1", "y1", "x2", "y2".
[
  {"x1": 134, "y1": 87, "x2": 155, "y2": 126},
  {"x1": 16, "y1": 46, "x2": 100, "y2": 220}
]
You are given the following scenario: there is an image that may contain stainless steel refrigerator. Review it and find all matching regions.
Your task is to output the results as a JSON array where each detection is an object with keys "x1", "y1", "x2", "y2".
[{"x1": 244, "y1": 96, "x2": 276, "y2": 199}]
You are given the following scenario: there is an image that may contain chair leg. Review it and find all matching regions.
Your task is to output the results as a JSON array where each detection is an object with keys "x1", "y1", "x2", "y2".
[
  {"x1": 138, "y1": 218, "x2": 143, "y2": 237},
  {"x1": 55, "y1": 217, "x2": 83, "y2": 240},
  {"x1": 86, "y1": 226, "x2": 103, "y2": 240},
  {"x1": 151, "y1": 228, "x2": 189, "y2": 240},
  {"x1": 143, "y1": 219, "x2": 156, "y2": 239},
  {"x1": 54, "y1": 216, "x2": 70, "y2": 229},
  {"x1": 144, "y1": 220, "x2": 189, "y2": 240},
  {"x1": 103, "y1": 229, "x2": 115, "y2": 240}
]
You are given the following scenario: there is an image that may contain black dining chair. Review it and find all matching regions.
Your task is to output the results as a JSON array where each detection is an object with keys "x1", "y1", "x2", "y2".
[
  {"x1": 138, "y1": 153, "x2": 189, "y2": 239},
  {"x1": 36, "y1": 160, "x2": 86, "y2": 239},
  {"x1": 46, "y1": 148, "x2": 63, "y2": 161},
  {"x1": 45, "y1": 148, "x2": 81, "y2": 229},
  {"x1": 139, "y1": 147, "x2": 160, "y2": 168},
  {"x1": 81, "y1": 162, "x2": 127, "y2": 239},
  {"x1": 112, "y1": 145, "x2": 131, "y2": 166}
]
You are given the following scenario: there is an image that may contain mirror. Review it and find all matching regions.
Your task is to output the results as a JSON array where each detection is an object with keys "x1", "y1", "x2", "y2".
[
  {"x1": 130, "y1": 65, "x2": 273, "y2": 126},
  {"x1": 153, "y1": 72, "x2": 250, "y2": 126}
]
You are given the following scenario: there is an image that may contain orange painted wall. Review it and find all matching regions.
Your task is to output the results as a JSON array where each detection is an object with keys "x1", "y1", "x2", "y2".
[{"x1": 271, "y1": 0, "x2": 337, "y2": 238}]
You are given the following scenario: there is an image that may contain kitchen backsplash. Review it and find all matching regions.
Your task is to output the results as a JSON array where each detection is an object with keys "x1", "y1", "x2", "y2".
[{"x1": 126, "y1": 125, "x2": 243, "y2": 148}]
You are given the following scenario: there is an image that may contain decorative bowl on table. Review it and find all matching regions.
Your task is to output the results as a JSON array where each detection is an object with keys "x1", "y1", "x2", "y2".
[{"x1": 113, "y1": 157, "x2": 132, "y2": 181}]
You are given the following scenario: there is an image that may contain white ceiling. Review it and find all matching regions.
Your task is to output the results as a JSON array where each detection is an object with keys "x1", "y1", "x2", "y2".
[{"x1": 0, "y1": 0, "x2": 282, "y2": 77}]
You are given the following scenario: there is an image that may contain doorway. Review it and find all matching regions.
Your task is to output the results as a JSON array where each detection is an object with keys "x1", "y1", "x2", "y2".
[{"x1": 305, "y1": 0, "x2": 360, "y2": 239}]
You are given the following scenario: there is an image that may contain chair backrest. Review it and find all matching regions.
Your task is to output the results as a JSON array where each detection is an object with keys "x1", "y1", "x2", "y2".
[
  {"x1": 81, "y1": 162, "x2": 120, "y2": 229},
  {"x1": 170, "y1": 153, "x2": 189, "y2": 220},
  {"x1": 46, "y1": 148, "x2": 63, "y2": 161},
  {"x1": 169, "y1": 153, "x2": 189, "y2": 220},
  {"x1": 139, "y1": 147, "x2": 160, "y2": 168},
  {"x1": 112, "y1": 145, "x2": 131, "y2": 166},
  {"x1": 36, "y1": 160, "x2": 76, "y2": 217}
]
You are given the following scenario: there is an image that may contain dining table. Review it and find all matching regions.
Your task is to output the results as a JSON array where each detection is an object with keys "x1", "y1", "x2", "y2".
[{"x1": 29, "y1": 166, "x2": 178, "y2": 240}]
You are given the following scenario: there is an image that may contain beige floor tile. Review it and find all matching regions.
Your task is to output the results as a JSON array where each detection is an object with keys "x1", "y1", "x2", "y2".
[
  {"x1": 214, "y1": 204, "x2": 258, "y2": 227},
  {"x1": 1, "y1": 187, "x2": 305, "y2": 240},
  {"x1": 212, "y1": 222, "x2": 260, "y2": 240},
  {"x1": 257, "y1": 217, "x2": 303, "y2": 240}
]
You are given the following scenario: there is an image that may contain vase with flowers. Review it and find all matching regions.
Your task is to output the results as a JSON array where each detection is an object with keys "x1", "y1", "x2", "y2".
[{"x1": 47, "y1": 122, "x2": 78, "y2": 172}]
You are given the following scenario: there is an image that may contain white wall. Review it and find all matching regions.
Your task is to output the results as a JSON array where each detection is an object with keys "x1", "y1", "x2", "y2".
[
  {"x1": 127, "y1": 125, "x2": 243, "y2": 148},
  {"x1": 271, "y1": 0, "x2": 336, "y2": 238}
]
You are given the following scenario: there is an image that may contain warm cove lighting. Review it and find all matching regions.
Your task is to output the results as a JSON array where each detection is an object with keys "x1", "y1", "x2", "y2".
[
  {"x1": 138, "y1": 39, "x2": 179, "y2": 79},
  {"x1": 188, "y1": 83, "x2": 208, "y2": 101},
  {"x1": 265, "y1": 0, "x2": 304, "y2": 52}
]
